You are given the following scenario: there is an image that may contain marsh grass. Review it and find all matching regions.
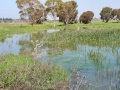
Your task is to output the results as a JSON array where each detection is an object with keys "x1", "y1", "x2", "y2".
[
  {"x1": 0, "y1": 21, "x2": 120, "y2": 42},
  {"x1": 0, "y1": 55, "x2": 68, "y2": 90},
  {"x1": 43, "y1": 26, "x2": 120, "y2": 48}
]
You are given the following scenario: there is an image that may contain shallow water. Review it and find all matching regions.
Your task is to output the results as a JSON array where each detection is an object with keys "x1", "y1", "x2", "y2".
[
  {"x1": 0, "y1": 34, "x2": 30, "y2": 55},
  {"x1": 0, "y1": 29, "x2": 120, "y2": 90}
]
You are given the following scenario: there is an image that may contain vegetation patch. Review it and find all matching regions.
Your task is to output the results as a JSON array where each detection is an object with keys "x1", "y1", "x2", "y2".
[
  {"x1": 0, "y1": 55, "x2": 68, "y2": 90},
  {"x1": 43, "y1": 28, "x2": 120, "y2": 47}
]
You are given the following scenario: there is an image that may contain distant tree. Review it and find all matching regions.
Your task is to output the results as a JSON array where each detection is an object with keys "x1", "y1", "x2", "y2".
[
  {"x1": 111, "y1": 9, "x2": 118, "y2": 19},
  {"x1": 111, "y1": 9, "x2": 120, "y2": 22},
  {"x1": 57, "y1": 1, "x2": 78, "y2": 25},
  {"x1": 79, "y1": 11, "x2": 94, "y2": 24},
  {"x1": 100, "y1": 7, "x2": 112, "y2": 22},
  {"x1": 117, "y1": 9, "x2": 120, "y2": 21},
  {"x1": 87, "y1": 11, "x2": 94, "y2": 20},
  {"x1": 16, "y1": 0, "x2": 46, "y2": 26},
  {"x1": 45, "y1": 0, "x2": 62, "y2": 27}
]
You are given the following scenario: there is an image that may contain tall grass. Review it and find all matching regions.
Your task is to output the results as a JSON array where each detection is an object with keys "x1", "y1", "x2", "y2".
[
  {"x1": 0, "y1": 55, "x2": 68, "y2": 90},
  {"x1": 43, "y1": 28, "x2": 120, "y2": 48}
]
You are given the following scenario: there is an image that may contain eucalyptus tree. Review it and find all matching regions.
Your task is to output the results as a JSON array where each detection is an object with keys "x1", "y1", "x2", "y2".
[
  {"x1": 79, "y1": 11, "x2": 94, "y2": 24},
  {"x1": 100, "y1": 7, "x2": 112, "y2": 22},
  {"x1": 111, "y1": 9, "x2": 120, "y2": 22},
  {"x1": 45, "y1": 0, "x2": 62, "y2": 27},
  {"x1": 117, "y1": 9, "x2": 120, "y2": 22},
  {"x1": 16, "y1": 0, "x2": 46, "y2": 26},
  {"x1": 111, "y1": 9, "x2": 118, "y2": 18},
  {"x1": 58, "y1": 1, "x2": 78, "y2": 25}
]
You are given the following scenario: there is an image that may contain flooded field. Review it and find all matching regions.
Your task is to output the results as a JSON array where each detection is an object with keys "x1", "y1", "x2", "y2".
[{"x1": 0, "y1": 29, "x2": 120, "y2": 90}]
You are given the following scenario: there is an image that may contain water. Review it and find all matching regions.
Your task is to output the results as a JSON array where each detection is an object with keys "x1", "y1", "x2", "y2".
[
  {"x1": 0, "y1": 29, "x2": 120, "y2": 90},
  {"x1": 0, "y1": 34, "x2": 30, "y2": 55},
  {"x1": 47, "y1": 29, "x2": 60, "y2": 33}
]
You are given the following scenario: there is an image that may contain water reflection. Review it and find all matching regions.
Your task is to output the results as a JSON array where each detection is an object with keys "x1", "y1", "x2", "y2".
[
  {"x1": 0, "y1": 30, "x2": 120, "y2": 89},
  {"x1": 0, "y1": 34, "x2": 30, "y2": 55}
]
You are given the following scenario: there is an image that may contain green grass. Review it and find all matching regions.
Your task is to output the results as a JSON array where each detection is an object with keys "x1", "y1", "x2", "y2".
[
  {"x1": 1, "y1": 21, "x2": 120, "y2": 42},
  {"x1": 42, "y1": 28, "x2": 120, "y2": 49},
  {"x1": 0, "y1": 24, "x2": 50, "y2": 42},
  {"x1": 0, "y1": 22, "x2": 65, "y2": 42},
  {"x1": 0, "y1": 55, "x2": 68, "y2": 90}
]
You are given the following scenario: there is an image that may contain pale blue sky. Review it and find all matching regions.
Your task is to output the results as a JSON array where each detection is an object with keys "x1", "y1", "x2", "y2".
[{"x1": 0, "y1": 0, "x2": 120, "y2": 19}]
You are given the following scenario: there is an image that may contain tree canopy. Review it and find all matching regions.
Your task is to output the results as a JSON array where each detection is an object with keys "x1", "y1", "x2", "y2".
[
  {"x1": 111, "y1": 9, "x2": 120, "y2": 22},
  {"x1": 79, "y1": 11, "x2": 94, "y2": 24},
  {"x1": 100, "y1": 7, "x2": 112, "y2": 22},
  {"x1": 57, "y1": 1, "x2": 78, "y2": 25},
  {"x1": 45, "y1": 0, "x2": 62, "y2": 27},
  {"x1": 16, "y1": 0, "x2": 46, "y2": 26}
]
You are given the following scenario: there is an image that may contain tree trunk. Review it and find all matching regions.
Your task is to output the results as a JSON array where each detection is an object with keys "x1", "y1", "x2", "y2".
[{"x1": 54, "y1": 12, "x2": 57, "y2": 28}]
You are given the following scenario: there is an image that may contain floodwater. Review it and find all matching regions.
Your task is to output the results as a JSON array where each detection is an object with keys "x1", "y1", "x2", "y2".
[{"x1": 0, "y1": 29, "x2": 120, "y2": 90}]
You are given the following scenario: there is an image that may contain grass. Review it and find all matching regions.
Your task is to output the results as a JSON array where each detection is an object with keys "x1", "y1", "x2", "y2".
[
  {"x1": 0, "y1": 22, "x2": 65, "y2": 42},
  {"x1": 0, "y1": 24, "x2": 50, "y2": 42},
  {"x1": 0, "y1": 20, "x2": 120, "y2": 42},
  {"x1": 42, "y1": 28, "x2": 120, "y2": 49},
  {"x1": 0, "y1": 55, "x2": 68, "y2": 90}
]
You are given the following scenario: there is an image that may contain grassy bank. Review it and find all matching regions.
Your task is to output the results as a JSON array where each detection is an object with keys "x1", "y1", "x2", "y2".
[
  {"x1": 0, "y1": 55, "x2": 68, "y2": 90},
  {"x1": 0, "y1": 21, "x2": 120, "y2": 41},
  {"x1": 0, "y1": 24, "x2": 50, "y2": 42}
]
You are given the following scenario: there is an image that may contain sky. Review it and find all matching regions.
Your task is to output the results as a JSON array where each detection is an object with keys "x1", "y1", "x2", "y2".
[{"x1": 0, "y1": 0, "x2": 120, "y2": 19}]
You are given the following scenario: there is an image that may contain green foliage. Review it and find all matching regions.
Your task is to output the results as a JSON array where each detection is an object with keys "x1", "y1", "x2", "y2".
[
  {"x1": 1, "y1": 21, "x2": 120, "y2": 42},
  {"x1": 16, "y1": 0, "x2": 46, "y2": 26},
  {"x1": 111, "y1": 9, "x2": 118, "y2": 18},
  {"x1": 111, "y1": 9, "x2": 120, "y2": 22},
  {"x1": 117, "y1": 9, "x2": 120, "y2": 20},
  {"x1": 40, "y1": 22, "x2": 120, "y2": 48},
  {"x1": 45, "y1": 0, "x2": 62, "y2": 27},
  {"x1": 100, "y1": 7, "x2": 112, "y2": 22},
  {"x1": 0, "y1": 55, "x2": 68, "y2": 90},
  {"x1": 79, "y1": 11, "x2": 94, "y2": 24},
  {"x1": 89, "y1": 51, "x2": 104, "y2": 68},
  {"x1": 45, "y1": 0, "x2": 62, "y2": 11},
  {"x1": 58, "y1": 1, "x2": 78, "y2": 25}
]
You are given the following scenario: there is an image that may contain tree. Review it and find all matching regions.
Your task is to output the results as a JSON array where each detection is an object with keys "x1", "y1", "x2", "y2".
[
  {"x1": 57, "y1": 1, "x2": 78, "y2": 25},
  {"x1": 16, "y1": 0, "x2": 46, "y2": 26},
  {"x1": 111, "y1": 9, "x2": 118, "y2": 18},
  {"x1": 79, "y1": 11, "x2": 94, "y2": 24},
  {"x1": 111, "y1": 9, "x2": 120, "y2": 22},
  {"x1": 45, "y1": 0, "x2": 62, "y2": 28},
  {"x1": 117, "y1": 9, "x2": 120, "y2": 21},
  {"x1": 100, "y1": 7, "x2": 112, "y2": 22}
]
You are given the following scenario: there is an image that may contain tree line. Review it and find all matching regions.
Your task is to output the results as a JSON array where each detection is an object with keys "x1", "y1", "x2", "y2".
[
  {"x1": 0, "y1": 18, "x2": 13, "y2": 20},
  {"x1": 16, "y1": 0, "x2": 120, "y2": 26},
  {"x1": 100, "y1": 7, "x2": 120, "y2": 23}
]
